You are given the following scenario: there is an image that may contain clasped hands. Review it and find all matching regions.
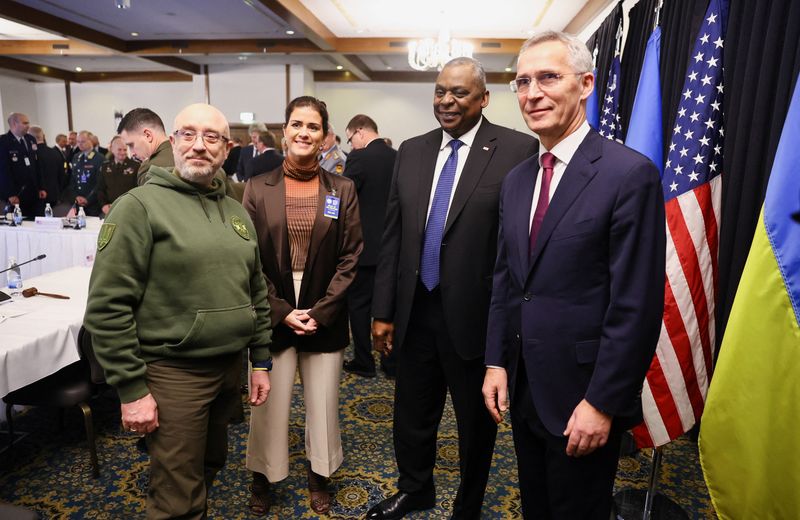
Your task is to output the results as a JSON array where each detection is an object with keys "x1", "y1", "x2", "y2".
[
  {"x1": 481, "y1": 367, "x2": 612, "y2": 457},
  {"x1": 283, "y1": 308, "x2": 318, "y2": 335}
]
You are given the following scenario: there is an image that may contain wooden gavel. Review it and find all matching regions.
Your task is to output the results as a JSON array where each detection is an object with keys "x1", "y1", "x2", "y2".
[{"x1": 21, "y1": 287, "x2": 70, "y2": 299}]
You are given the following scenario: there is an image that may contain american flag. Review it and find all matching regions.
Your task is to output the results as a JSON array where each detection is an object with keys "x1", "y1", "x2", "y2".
[
  {"x1": 598, "y1": 55, "x2": 623, "y2": 142},
  {"x1": 632, "y1": 0, "x2": 726, "y2": 448}
]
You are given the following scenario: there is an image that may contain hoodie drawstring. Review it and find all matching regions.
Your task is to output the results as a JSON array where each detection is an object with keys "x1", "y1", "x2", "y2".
[{"x1": 197, "y1": 194, "x2": 212, "y2": 222}]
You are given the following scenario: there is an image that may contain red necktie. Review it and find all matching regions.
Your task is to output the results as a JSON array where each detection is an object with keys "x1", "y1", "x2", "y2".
[{"x1": 529, "y1": 152, "x2": 556, "y2": 255}]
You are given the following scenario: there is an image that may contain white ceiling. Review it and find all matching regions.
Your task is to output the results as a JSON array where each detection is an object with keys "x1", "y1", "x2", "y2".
[
  {"x1": 0, "y1": 18, "x2": 65, "y2": 40},
  {"x1": 299, "y1": 0, "x2": 590, "y2": 38}
]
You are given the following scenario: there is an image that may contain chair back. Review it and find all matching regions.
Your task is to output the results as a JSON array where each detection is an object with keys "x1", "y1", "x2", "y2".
[{"x1": 78, "y1": 326, "x2": 106, "y2": 385}]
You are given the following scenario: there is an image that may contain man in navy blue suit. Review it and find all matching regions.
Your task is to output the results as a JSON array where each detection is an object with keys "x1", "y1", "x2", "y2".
[
  {"x1": 0, "y1": 112, "x2": 46, "y2": 217},
  {"x1": 483, "y1": 31, "x2": 665, "y2": 519}
]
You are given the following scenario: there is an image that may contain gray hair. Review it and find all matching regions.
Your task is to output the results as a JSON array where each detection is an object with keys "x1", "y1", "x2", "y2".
[
  {"x1": 247, "y1": 122, "x2": 267, "y2": 133},
  {"x1": 28, "y1": 125, "x2": 44, "y2": 141},
  {"x1": 519, "y1": 30, "x2": 593, "y2": 73},
  {"x1": 442, "y1": 57, "x2": 487, "y2": 92}
]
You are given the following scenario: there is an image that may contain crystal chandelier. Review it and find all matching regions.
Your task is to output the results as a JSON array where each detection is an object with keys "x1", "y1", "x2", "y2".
[{"x1": 408, "y1": 29, "x2": 474, "y2": 71}]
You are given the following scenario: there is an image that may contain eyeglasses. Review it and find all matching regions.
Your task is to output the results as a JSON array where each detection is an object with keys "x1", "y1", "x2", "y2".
[
  {"x1": 346, "y1": 129, "x2": 359, "y2": 145},
  {"x1": 509, "y1": 72, "x2": 587, "y2": 94},
  {"x1": 173, "y1": 129, "x2": 229, "y2": 146}
]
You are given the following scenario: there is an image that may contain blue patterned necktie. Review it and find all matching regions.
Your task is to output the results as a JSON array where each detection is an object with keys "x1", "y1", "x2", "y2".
[{"x1": 420, "y1": 139, "x2": 463, "y2": 290}]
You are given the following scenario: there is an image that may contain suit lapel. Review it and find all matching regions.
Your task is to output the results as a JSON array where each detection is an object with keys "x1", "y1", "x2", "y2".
[
  {"x1": 416, "y1": 133, "x2": 443, "y2": 237},
  {"x1": 304, "y1": 172, "x2": 334, "y2": 300},
  {"x1": 514, "y1": 156, "x2": 538, "y2": 278},
  {"x1": 262, "y1": 170, "x2": 292, "y2": 302},
  {"x1": 526, "y1": 132, "x2": 601, "y2": 280},
  {"x1": 443, "y1": 123, "x2": 496, "y2": 236}
]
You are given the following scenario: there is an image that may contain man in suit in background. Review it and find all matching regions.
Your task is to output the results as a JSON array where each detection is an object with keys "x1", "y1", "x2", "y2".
[
  {"x1": 67, "y1": 131, "x2": 79, "y2": 163},
  {"x1": 28, "y1": 125, "x2": 67, "y2": 213},
  {"x1": 222, "y1": 136, "x2": 242, "y2": 179},
  {"x1": 0, "y1": 112, "x2": 45, "y2": 217},
  {"x1": 236, "y1": 122, "x2": 266, "y2": 179},
  {"x1": 341, "y1": 114, "x2": 396, "y2": 378},
  {"x1": 319, "y1": 123, "x2": 346, "y2": 174},
  {"x1": 242, "y1": 131, "x2": 283, "y2": 181},
  {"x1": 367, "y1": 57, "x2": 537, "y2": 520},
  {"x1": 482, "y1": 31, "x2": 665, "y2": 519}
]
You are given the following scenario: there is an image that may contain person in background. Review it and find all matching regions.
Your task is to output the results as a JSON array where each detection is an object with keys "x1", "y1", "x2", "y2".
[
  {"x1": 117, "y1": 108, "x2": 173, "y2": 186},
  {"x1": 242, "y1": 131, "x2": 283, "y2": 181},
  {"x1": 341, "y1": 114, "x2": 396, "y2": 378},
  {"x1": 222, "y1": 136, "x2": 242, "y2": 179},
  {"x1": 90, "y1": 133, "x2": 109, "y2": 157},
  {"x1": 28, "y1": 125, "x2": 67, "y2": 215},
  {"x1": 97, "y1": 135, "x2": 140, "y2": 216},
  {"x1": 237, "y1": 122, "x2": 267, "y2": 179},
  {"x1": 0, "y1": 112, "x2": 45, "y2": 217},
  {"x1": 482, "y1": 31, "x2": 665, "y2": 519},
  {"x1": 319, "y1": 123, "x2": 346, "y2": 174},
  {"x1": 69, "y1": 130, "x2": 103, "y2": 216},
  {"x1": 244, "y1": 96, "x2": 362, "y2": 516},
  {"x1": 85, "y1": 102, "x2": 273, "y2": 520}
]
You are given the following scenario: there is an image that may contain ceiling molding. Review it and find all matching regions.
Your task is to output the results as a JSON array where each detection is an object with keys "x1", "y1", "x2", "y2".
[
  {"x1": 563, "y1": 0, "x2": 617, "y2": 35},
  {"x1": 143, "y1": 56, "x2": 201, "y2": 75},
  {"x1": 125, "y1": 38, "x2": 319, "y2": 55},
  {"x1": 0, "y1": 1, "x2": 200, "y2": 74},
  {"x1": 0, "y1": 55, "x2": 74, "y2": 81},
  {"x1": 333, "y1": 54, "x2": 371, "y2": 80},
  {"x1": 256, "y1": 0, "x2": 337, "y2": 51},
  {"x1": 0, "y1": 39, "x2": 112, "y2": 56},
  {"x1": 314, "y1": 70, "x2": 517, "y2": 84},
  {"x1": 75, "y1": 71, "x2": 193, "y2": 82},
  {"x1": 335, "y1": 37, "x2": 526, "y2": 55}
]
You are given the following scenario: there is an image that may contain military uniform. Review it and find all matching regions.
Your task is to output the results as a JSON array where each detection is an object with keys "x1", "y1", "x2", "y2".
[
  {"x1": 0, "y1": 131, "x2": 41, "y2": 216},
  {"x1": 320, "y1": 144, "x2": 346, "y2": 174},
  {"x1": 70, "y1": 150, "x2": 105, "y2": 216},
  {"x1": 97, "y1": 157, "x2": 140, "y2": 211},
  {"x1": 136, "y1": 140, "x2": 174, "y2": 186}
]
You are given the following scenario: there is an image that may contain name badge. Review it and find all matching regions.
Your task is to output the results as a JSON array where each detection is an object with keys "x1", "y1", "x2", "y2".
[
  {"x1": 24, "y1": 157, "x2": 30, "y2": 166},
  {"x1": 323, "y1": 194, "x2": 340, "y2": 219}
]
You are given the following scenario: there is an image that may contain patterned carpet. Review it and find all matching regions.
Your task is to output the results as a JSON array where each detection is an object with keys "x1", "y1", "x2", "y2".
[{"x1": 0, "y1": 349, "x2": 715, "y2": 519}]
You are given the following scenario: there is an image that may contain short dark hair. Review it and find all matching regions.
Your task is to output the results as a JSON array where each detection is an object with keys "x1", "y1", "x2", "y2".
[
  {"x1": 284, "y1": 96, "x2": 329, "y2": 137},
  {"x1": 257, "y1": 131, "x2": 276, "y2": 148},
  {"x1": 346, "y1": 114, "x2": 378, "y2": 133},
  {"x1": 117, "y1": 108, "x2": 165, "y2": 134}
]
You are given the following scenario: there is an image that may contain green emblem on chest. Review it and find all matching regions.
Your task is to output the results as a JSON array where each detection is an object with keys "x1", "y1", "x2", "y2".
[
  {"x1": 97, "y1": 223, "x2": 116, "y2": 251},
  {"x1": 231, "y1": 216, "x2": 250, "y2": 240}
]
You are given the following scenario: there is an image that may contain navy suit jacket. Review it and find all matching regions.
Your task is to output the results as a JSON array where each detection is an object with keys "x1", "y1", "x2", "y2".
[
  {"x1": 485, "y1": 129, "x2": 665, "y2": 436},
  {"x1": 0, "y1": 131, "x2": 40, "y2": 204}
]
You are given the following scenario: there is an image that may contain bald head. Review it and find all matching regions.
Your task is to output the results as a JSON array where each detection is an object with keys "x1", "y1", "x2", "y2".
[{"x1": 170, "y1": 103, "x2": 232, "y2": 187}]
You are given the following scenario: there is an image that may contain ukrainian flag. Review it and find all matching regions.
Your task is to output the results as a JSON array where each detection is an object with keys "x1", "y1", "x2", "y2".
[{"x1": 699, "y1": 74, "x2": 800, "y2": 518}]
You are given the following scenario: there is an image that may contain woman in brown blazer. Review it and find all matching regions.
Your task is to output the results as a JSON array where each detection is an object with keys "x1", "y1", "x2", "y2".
[{"x1": 244, "y1": 96, "x2": 363, "y2": 515}]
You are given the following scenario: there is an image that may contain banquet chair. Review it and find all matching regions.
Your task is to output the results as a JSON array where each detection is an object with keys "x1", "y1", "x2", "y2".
[{"x1": 2, "y1": 326, "x2": 106, "y2": 477}]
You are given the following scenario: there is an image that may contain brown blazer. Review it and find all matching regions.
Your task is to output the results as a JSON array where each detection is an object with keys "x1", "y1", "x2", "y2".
[{"x1": 243, "y1": 166, "x2": 363, "y2": 352}]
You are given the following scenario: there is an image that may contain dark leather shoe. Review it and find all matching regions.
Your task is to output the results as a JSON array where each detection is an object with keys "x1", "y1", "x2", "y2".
[
  {"x1": 365, "y1": 491, "x2": 435, "y2": 519},
  {"x1": 344, "y1": 360, "x2": 376, "y2": 378}
]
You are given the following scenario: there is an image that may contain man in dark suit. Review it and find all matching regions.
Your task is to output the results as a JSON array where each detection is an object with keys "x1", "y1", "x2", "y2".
[
  {"x1": 367, "y1": 58, "x2": 537, "y2": 520},
  {"x1": 341, "y1": 114, "x2": 396, "y2": 378},
  {"x1": 28, "y1": 125, "x2": 68, "y2": 211},
  {"x1": 236, "y1": 122, "x2": 266, "y2": 179},
  {"x1": 222, "y1": 136, "x2": 242, "y2": 178},
  {"x1": 0, "y1": 112, "x2": 46, "y2": 217},
  {"x1": 242, "y1": 131, "x2": 283, "y2": 181},
  {"x1": 482, "y1": 31, "x2": 665, "y2": 519}
]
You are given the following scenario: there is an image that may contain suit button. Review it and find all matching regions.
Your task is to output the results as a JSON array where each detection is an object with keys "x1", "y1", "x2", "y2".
[
  {"x1": 523, "y1": 293, "x2": 532, "y2": 301},
  {"x1": 515, "y1": 334, "x2": 521, "y2": 341}
]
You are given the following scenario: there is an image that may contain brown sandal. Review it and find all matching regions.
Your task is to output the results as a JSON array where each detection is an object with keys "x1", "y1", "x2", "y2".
[
  {"x1": 306, "y1": 465, "x2": 331, "y2": 514},
  {"x1": 249, "y1": 472, "x2": 271, "y2": 516}
]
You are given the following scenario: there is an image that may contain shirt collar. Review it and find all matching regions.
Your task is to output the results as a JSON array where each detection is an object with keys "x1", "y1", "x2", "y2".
[
  {"x1": 439, "y1": 116, "x2": 483, "y2": 151},
  {"x1": 539, "y1": 120, "x2": 591, "y2": 168}
]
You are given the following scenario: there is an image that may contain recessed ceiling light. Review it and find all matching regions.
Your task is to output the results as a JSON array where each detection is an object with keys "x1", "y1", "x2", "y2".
[
  {"x1": 386, "y1": 66, "x2": 392, "y2": 70},
  {"x1": 356, "y1": 28, "x2": 365, "y2": 34},
  {"x1": 336, "y1": 65, "x2": 343, "y2": 70},
  {"x1": 75, "y1": 66, "x2": 82, "y2": 72},
  {"x1": 285, "y1": 29, "x2": 295, "y2": 35},
  {"x1": 238, "y1": 55, "x2": 248, "y2": 61},
  {"x1": 505, "y1": 67, "x2": 512, "y2": 72},
  {"x1": 130, "y1": 32, "x2": 139, "y2": 37}
]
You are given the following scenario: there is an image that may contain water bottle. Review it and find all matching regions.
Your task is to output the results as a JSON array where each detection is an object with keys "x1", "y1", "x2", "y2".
[
  {"x1": 6, "y1": 257, "x2": 22, "y2": 295},
  {"x1": 12, "y1": 204, "x2": 22, "y2": 226},
  {"x1": 77, "y1": 206, "x2": 87, "y2": 229},
  {"x1": 44, "y1": 203, "x2": 53, "y2": 218}
]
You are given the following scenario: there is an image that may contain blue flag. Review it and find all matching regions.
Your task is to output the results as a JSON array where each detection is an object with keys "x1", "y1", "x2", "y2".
[
  {"x1": 626, "y1": 27, "x2": 663, "y2": 177},
  {"x1": 586, "y1": 67, "x2": 600, "y2": 129}
]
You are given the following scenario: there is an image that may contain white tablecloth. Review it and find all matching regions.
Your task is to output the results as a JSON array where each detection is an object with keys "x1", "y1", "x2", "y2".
[
  {"x1": 0, "y1": 266, "x2": 91, "y2": 397},
  {"x1": 0, "y1": 217, "x2": 101, "y2": 281}
]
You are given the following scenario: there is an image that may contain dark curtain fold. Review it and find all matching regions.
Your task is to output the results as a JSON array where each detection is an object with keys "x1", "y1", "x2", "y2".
[
  {"x1": 586, "y1": 2, "x2": 623, "y2": 102},
  {"x1": 618, "y1": 0, "x2": 658, "y2": 134},
  {"x1": 717, "y1": 0, "x2": 800, "y2": 347}
]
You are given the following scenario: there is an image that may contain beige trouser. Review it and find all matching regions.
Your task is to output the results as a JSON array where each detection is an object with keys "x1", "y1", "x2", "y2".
[{"x1": 246, "y1": 271, "x2": 345, "y2": 482}]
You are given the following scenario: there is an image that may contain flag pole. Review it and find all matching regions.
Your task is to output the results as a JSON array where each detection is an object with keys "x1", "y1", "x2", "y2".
[
  {"x1": 642, "y1": 447, "x2": 663, "y2": 520},
  {"x1": 613, "y1": 446, "x2": 689, "y2": 519}
]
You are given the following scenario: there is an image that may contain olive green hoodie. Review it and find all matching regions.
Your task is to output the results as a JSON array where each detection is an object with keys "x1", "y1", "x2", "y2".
[{"x1": 85, "y1": 166, "x2": 272, "y2": 403}]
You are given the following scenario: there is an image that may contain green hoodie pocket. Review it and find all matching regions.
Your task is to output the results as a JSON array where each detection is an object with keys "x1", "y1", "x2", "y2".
[{"x1": 174, "y1": 303, "x2": 256, "y2": 350}]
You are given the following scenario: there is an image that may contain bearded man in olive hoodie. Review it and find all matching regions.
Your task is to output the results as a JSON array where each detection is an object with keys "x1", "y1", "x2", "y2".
[{"x1": 85, "y1": 103, "x2": 273, "y2": 520}]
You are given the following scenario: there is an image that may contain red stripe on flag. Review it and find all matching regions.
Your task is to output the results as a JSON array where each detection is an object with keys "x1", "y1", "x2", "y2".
[
  {"x1": 661, "y1": 276, "x2": 705, "y2": 419},
  {"x1": 636, "y1": 344, "x2": 684, "y2": 446},
  {"x1": 665, "y1": 198, "x2": 713, "y2": 386}
]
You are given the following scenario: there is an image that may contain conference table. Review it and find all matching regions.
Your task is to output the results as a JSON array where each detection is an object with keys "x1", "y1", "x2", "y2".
[
  {"x1": 0, "y1": 265, "x2": 91, "y2": 397},
  {"x1": 0, "y1": 217, "x2": 101, "y2": 279}
]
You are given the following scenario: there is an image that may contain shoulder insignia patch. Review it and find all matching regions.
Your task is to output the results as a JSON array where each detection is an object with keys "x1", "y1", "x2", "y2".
[
  {"x1": 97, "y1": 223, "x2": 116, "y2": 251},
  {"x1": 335, "y1": 163, "x2": 343, "y2": 174},
  {"x1": 88, "y1": 151, "x2": 95, "y2": 159},
  {"x1": 231, "y1": 216, "x2": 250, "y2": 240}
]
